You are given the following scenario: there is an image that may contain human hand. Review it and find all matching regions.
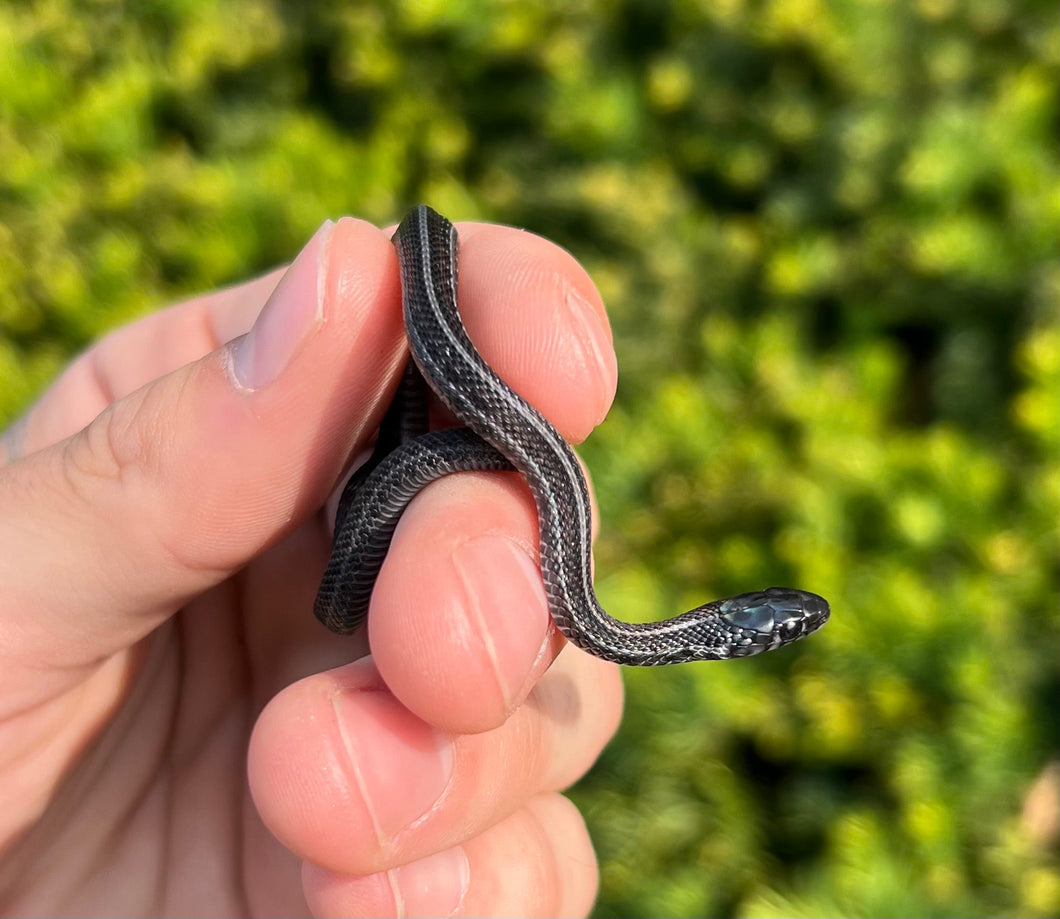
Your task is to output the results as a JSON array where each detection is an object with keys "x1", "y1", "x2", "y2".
[{"x1": 0, "y1": 216, "x2": 624, "y2": 917}]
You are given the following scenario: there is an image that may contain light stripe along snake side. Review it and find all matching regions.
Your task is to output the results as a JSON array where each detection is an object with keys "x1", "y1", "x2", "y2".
[{"x1": 314, "y1": 205, "x2": 829, "y2": 666}]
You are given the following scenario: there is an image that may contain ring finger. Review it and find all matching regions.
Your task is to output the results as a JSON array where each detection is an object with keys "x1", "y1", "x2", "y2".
[
  {"x1": 303, "y1": 793, "x2": 598, "y2": 919},
  {"x1": 247, "y1": 643, "x2": 622, "y2": 878}
]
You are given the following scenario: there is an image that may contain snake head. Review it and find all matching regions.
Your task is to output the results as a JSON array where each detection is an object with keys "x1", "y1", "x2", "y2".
[{"x1": 718, "y1": 587, "x2": 830, "y2": 656}]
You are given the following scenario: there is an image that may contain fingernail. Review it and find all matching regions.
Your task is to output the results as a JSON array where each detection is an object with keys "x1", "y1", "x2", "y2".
[
  {"x1": 229, "y1": 219, "x2": 333, "y2": 390},
  {"x1": 332, "y1": 683, "x2": 455, "y2": 844},
  {"x1": 560, "y1": 280, "x2": 617, "y2": 425},
  {"x1": 391, "y1": 847, "x2": 470, "y2": 919},
  {"x1": 451, "y1": 535, "x2": 551, "y2": 711}
]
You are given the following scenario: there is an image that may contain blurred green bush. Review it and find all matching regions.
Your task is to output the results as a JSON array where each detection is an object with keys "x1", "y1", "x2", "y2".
[{"x1": 1, "y1": 1, "x2": 1056, "y2": 916}]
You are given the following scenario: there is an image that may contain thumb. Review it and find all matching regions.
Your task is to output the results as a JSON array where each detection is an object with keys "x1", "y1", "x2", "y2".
[{"x1": 0, "y1": 217, "x2": 402, "y2": 710}]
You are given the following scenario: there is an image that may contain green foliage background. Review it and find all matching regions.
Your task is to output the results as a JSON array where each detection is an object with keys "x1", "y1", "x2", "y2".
[{"x1": 1, "y1": 1, "x2": 1056, "y2": 916}]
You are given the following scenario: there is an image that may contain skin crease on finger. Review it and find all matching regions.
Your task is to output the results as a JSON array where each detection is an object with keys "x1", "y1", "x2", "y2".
[{"x1": 0, "y1": 216, "x2": 624, "y2": 918}]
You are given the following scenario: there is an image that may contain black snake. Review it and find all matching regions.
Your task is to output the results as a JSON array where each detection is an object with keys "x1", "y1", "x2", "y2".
[{"x1": 314, "y1": 205, "x2": 829, "y2": 665}]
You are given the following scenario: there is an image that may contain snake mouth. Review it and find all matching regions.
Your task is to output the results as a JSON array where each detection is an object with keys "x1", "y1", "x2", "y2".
[{"x1": 783, "y1": 590, "x2": 830, "y2": 637}]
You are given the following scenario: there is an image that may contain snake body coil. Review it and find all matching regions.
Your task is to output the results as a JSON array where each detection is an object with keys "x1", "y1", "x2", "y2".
[{"x1": 315, "y1": 205, "x2": 829, "y2": 665}]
